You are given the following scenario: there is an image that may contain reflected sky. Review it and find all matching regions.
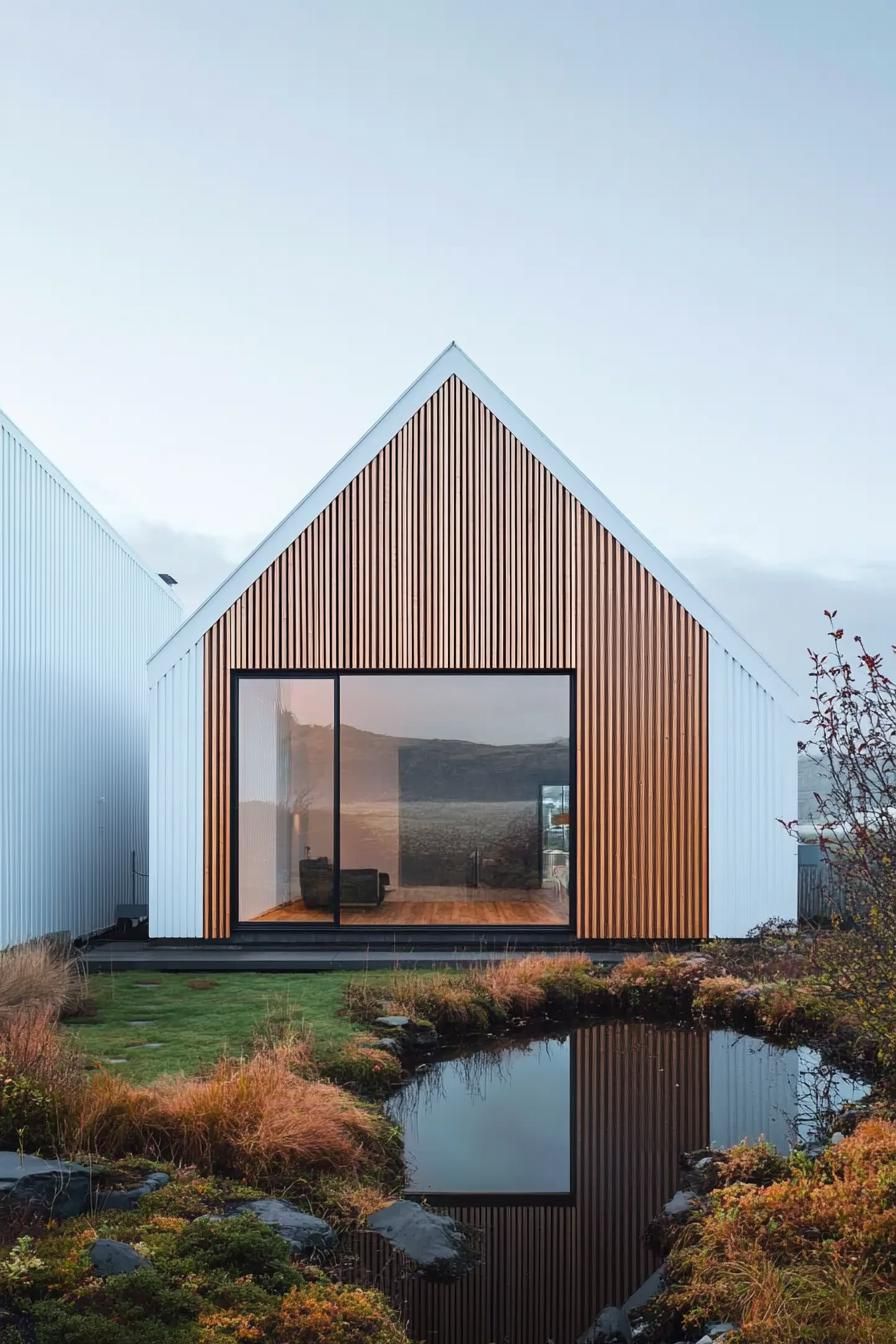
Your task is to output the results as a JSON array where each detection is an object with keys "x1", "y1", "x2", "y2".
[
  {"x1": 349, "y1": 1022, "x2": 868, "y2": 1344},
  {"x1": 387, "y1": 1036, "x2": 572, "y2": 1195}
]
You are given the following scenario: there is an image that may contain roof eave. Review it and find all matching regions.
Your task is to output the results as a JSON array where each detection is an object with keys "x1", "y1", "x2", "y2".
[{"x1": 147, "y1": 343, "x2": 797, "y2": 711}]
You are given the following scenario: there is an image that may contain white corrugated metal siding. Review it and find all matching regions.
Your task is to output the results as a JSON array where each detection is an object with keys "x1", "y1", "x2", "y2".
[
  {"x1": 148, "y1": 644, "x2": 204, "y2": 938},
  {"x1": 709, "y1": 1030, "x2": 800, "y2": 1151},
  {"x1": 0, "y1": 411, "x2": 180, "y2": 947},
  {"x1": 709, "y1": 639, "x2": 797, "y2": 937}
]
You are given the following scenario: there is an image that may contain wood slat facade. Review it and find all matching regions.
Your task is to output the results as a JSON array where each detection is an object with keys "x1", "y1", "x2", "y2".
[
  {"x1": 344, "y1": 1021, "x2": 710, "y2": 1344},
  {"x1": 203, "y1": 374, "x2": 709, "y2": 940}
]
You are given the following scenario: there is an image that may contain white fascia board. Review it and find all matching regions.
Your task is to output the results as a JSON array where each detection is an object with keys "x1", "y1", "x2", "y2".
[
  {"x1": 147, "y1": 344, "x2": 797, "y2": 710},
  {"x1": 2, "y1": 407, "x2": 183, "y2": 608},
  {"x1": 148, "y1": 342, "x2": 459, "y2": 681},
  {"x1": 453, "y1": 350, "x2": 799, "y2": 711}
]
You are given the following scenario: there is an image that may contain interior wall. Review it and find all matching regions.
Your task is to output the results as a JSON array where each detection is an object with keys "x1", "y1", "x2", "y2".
[{"x1": 203, "y1": 375, "x2": 709, "y2": 939}]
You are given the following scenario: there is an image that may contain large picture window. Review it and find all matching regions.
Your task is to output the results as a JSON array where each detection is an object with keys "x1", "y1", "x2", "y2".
[{"x1": 235, "y1": 672, "x2": 572, "y2": 928}]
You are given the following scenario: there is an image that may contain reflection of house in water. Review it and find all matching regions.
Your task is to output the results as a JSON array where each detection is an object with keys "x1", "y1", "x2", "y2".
[
  {"x1": 345, "y1": 1023, "x2": 864, "y2": 1344},
  {"x1": 347, "y1": 1023, "x2": 706, "y2": 1344}
]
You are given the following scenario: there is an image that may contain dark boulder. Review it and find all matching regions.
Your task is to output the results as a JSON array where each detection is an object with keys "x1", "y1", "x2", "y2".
[
  {"x1": 646, "y1": 1187, "x2": 700, "y2": 1252},
  {"x1": 94, "y1": 1171, "x2": 170, "y2": 1212},
  {"x1": 224, "y1": 1198, "x2": 336, "y2": 1254},
  {"x1": 373, "y1": 1016, "x2": 438, "y2": 1047},
  {"x1": 370, "y1": 1037, "x2": 402, "y2": 1055},
  {"x1": 0, "y1": 1152, "x2": 91, "y2": 1219},
  {"x1": 89, "y1": 1239, "x2": 151, "y2": 1277},
  {"x1": 577, "y1": 1305, "x2": 633, "y2": 1343},
  {"x1": 367, "y1": 1200, "x2": 479, "y2": 1281},
  {"x1": 622, "y1": 1267, "x2": 664, "y2": 1316}
]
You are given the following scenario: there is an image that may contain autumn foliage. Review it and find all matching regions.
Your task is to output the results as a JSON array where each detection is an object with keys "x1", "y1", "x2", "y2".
[
  {"x1": 668, "y1": 1120, "x2": 896, "y2": 1343},
  {"x1": 797, "y1": 614, "x2": 896, "y2": 1065},
  {"x1": 76, "y1": 1041, "x2": 393, "y2": 1184}
]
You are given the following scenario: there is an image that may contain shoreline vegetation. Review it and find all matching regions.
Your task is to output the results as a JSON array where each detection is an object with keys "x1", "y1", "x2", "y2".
[{"x1": 1, "y1": 932, "x2": 895, "y2": 1342}]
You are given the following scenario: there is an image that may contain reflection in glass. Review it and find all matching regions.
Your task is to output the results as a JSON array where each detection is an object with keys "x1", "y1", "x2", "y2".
[
  {"x1": 237, "y1": 677, "x2": 335, "y2": 923},
  {"x1": 339, "y1": 674, "x2": 571, "y2": 926}
]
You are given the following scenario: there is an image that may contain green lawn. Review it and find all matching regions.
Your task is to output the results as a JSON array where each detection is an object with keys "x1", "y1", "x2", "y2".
[{"x1": 65, "y1": 970, "x2": 397, "y2": 1083}]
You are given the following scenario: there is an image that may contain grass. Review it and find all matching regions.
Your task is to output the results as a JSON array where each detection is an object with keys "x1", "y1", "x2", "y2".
[
  {"x1": 0, "y1": 939, "x2": 85, "y2": 1022},
  {"x1": 666, "y1": 1119, "x2": 896, "y2": 1343},
  {"x1": 65, "y1": 971, "x2": 403, "y2": 1082},
  {"x1": 75, "y1": 1038, "x2": 398, "y2": 1185}
]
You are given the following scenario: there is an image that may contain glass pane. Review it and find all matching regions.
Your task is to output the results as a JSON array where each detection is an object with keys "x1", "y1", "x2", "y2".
[
  {"x1": 237, "y1": 677, "x2": 335, "y2": 923},
  {"x1": 339, "y1": 674, "x2": 571, "y2": 926}
]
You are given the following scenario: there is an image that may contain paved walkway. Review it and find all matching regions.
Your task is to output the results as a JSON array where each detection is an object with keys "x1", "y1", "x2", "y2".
[{"x1": 82, "y1": 941, "x2": 628, "y2": 972}]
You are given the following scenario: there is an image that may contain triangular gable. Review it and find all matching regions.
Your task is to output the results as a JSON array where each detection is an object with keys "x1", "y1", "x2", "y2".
[{"x1": 148, "y1": 343, "x2": 796, "y2": 707}]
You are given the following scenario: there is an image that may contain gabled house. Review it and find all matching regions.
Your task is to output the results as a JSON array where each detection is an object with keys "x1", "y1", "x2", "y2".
[
  {"x1": 1, "y1": 409, "x2": 181, "y2": 948},
  {"x1": 148, "y1": 345, "x2": 796, "y2": 946}
]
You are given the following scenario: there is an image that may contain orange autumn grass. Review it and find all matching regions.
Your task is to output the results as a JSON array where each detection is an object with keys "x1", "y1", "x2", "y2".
[
  {"x1": 667, "y1": 1119, "x2": 896, "y2": 1344},
  {"x1": 77, "y1": 1039, "x2": 390, "y2": 1185},
  {"x1": 345, "y1": 953, "x2": 600, "y2": 1031}
]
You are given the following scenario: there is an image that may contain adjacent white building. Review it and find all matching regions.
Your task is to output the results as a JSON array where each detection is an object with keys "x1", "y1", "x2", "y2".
[{"x1": 0, "y1": 409, "x2": 181, "y2": 947}]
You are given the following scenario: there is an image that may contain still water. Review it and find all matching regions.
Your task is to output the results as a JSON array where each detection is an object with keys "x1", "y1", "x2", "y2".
[{"x1": 349, "y1": 1020, "x2": 865, "y2": 1344}]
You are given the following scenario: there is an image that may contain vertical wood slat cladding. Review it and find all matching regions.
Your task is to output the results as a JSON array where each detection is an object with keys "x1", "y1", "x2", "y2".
[
  {"x1": 344, "y1": 1022, "x2": 709, "y2": 1343},
  {"x1": 203, "y1": 375, "x2": 709, "y2": 939}
]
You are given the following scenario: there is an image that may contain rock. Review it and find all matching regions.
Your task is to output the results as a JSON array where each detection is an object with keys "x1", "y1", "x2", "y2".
[
  {"x1": 695, "y1": 1328, "x2": 737, "y2": 1343},
  {"x1": 89, "y1": 1239, "x2": 151, "y2": 1277},
  {"x1": 370, "y1": 1037, "x2": 402, "y2": 1055},
  {"x1": 646, "y1": 1188, "x2": 700, "y2": 1252},
  {"x1": 144, "y1": 1171, "x2": 171, "y2": 1191},
  {"x1": 367, "y1": 1200, "x2": 479, "y2": 1281},
  {"x1": 577, "y1": 1305, "x2": 633, "y2": 1343},
  {"x1": 224, "y1": 1198, "x2": 336, "y2": 1254},
  {"x1": 0, "y1": 1152, "x2": 92, "y2": 1219},
  {"x1": 373, "y1": 1016, "x2": 438, "y2": 1047},
  {"x1": 622, "y1": 1267, "x2": 664, "y2": 1315},
  {"x1": 94, "y1": 1171, "x2": 170, "y2": 1212},
  {"x1": 664, "y1": 1189, "x2": 697, "y2": 1218}
]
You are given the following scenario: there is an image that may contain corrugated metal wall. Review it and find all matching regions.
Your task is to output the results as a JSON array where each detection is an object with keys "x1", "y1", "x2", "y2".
[
  {"x1": 708, "y1": 640, "x2": 797, "y2": 936},
  {"x1": 1, "y1": 412, "x2": 180, "y2": 947},
  {"x1": 345, "y1": 1022, "x2": 709, "y2": 1344},
  {"x1": 709, "y1": 1029, "x2": 800, "y2": 1151},
  {"x1": 199, "y1": 375, "x2": 709, "y2": 940},
  {"x1": 148, "y1": 646, "x2": 204, "y2": 939}
]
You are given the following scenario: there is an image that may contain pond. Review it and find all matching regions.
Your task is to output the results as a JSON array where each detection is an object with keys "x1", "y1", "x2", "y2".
[{"x1": 348, "y1": 1020, "x2": 866, "y2": 1344}]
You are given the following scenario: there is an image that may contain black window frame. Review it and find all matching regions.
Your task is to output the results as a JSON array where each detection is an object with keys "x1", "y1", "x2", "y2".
[{"x1": 230, "y1": 668, "x2": 576, "y2": 936}]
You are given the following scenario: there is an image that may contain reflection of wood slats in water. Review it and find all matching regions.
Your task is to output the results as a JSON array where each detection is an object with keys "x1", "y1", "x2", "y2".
[{"x1": 344, "y1": 1023, "x2": 709, "y2": 1344}]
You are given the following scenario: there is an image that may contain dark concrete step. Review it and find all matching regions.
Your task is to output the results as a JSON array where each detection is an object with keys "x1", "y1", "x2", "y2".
[{"x1": 81, "y1": 941, "x2": 627, "y2": 973}]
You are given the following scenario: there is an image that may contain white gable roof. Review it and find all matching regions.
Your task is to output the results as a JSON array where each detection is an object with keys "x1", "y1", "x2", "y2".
[
  {"x1": 148, "y1": 343, "x2": 796, "y2": 707},
  {"x1": 2, "y1": 407, "x2": 182, "y2": 607}
]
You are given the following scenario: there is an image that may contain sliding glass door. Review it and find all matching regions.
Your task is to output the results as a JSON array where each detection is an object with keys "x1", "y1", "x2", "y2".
[
  {"x1": 236, "y1": 676, "x2": 336, "y2": 924},
  {"x1": 235, "y1": 672, "x2": 572, "y2": 929}
]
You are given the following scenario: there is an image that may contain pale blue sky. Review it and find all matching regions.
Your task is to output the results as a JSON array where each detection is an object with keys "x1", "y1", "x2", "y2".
[{"x1": 2, "y1": 2, "x2": 894, "y2": 691}]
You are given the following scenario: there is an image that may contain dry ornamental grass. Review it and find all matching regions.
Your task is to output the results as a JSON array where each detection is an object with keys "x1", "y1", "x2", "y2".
[
  {"x1": 0, "y1": 939, "x2": 86, "y2": 1023},
  {"x1": 76, "y1": 1041, "x2": 391, "y2": 1183}
]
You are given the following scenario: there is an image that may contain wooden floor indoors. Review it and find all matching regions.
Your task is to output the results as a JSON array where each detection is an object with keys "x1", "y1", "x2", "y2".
[{"x1": 251, "y1": 888, "x2": 568, "y2": 926}]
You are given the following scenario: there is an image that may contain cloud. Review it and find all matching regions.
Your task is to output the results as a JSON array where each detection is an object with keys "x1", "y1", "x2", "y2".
[
  {"x1": 121, "y1": 519, "x2": 251, "y2": 616},
  {"x1": 119, "y1": 517, "x2": 895, "y2": 712},
  {"x1": 677, "y1": 550, "x2": 896, "y2": 707}
]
